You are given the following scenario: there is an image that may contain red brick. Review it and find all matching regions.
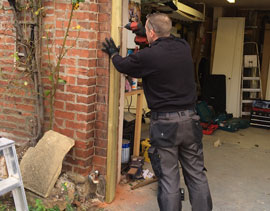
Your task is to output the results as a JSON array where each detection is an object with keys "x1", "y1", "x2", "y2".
[
  {"x1": 2, "y1": 108, "x2": 22, "y2": 115},
  {"x1": 55, "y1": 30, "x2": 65, "y2": 37},
  {"x1": 96, "y1": 86, "x2": 108, "y2": 95},
  {"x1": 55, "y1": 3, "x2": 72, "y2": 10},
  {"x1": 16, "y1": 104, "x2": 35, "y2": 112},
  {"x1": 96, "y1": 76, "x2": 108, "y2": 86},
  {"x1": 45, "y1": 8, "x2": 54, "y2": 15},
  {"x1": 96, "y1": 111, "x2": 107, "y2": 121},
  {"x1": 75, "y1": 140, "x2": 89, "y2": 149},
  {"x1": 12, "y1": 130, "x2": 32, "y2": 138},
  {"x1": 76, "y1": 131, "x2": 94, "y2": 140},
  {"x1": 94, "y1": 139, "x2": 108, "y2": 148},
  {"x1": 76, "y1": 95, "x2": 96, "y2": 104},
  {"x1": 95, "y1": 147, "x2": 107, "y2": 157},
  {"x1": 77, "y1": 77, "x2": 96, "y2": 86},
  {"x1": 98, "y1": 13, "x2": 110, "y2": 22},
  {"x1": 93, "y1": 155, "x2": 106, "y2": 166},
  {"x1": 54, "y1": 101, "x2": 64, "y2": 109},
  {"x1": 77, "y1": 113, "x2": 95, "y2": 122},
  {"x1": 78, "y1": 59, "x2": 97, "y2": 68},
  {"x1": 99, "y1": 3, "x2": 111, "y2": 13},
  {"x1": 43, "y1": 15, "x2": 55, "y2": 22},
  {"x1": 23, "y1": 98, "x2": 36, "y2": 104},
  {"x1": 75, "y1": 147, "x2": 94, "y2": 159},
  {"x1": 60, "y1": 75, "x2": 76, "y2": 85},
  {"x1": 73, "y1": 157, "x2": 93, "y2": 168},
  {"x1": 53, "y1": 126, "x2": 74, "y2": 138},
  {"x1": 55, "y1": 39, "x2": 75, "y2": 47},
  {"x1": 0, "y1": 121, "x2": 17, "y2": 129},
  {"x1": 67, "y1": 49, "x2": 96, "y2": 58},
  {"x1": 96, "y1": 104, "x2": 107, "y2": 112},
  {"x1": 66, "y1": 102, "x2": 95, "y2": 113},
  {"x1": 55, "y1": 92, "x2": 75, "y2": 102},
  {"x1": 4, "y1": 95, "x2": 23, "y2": 103},
  {"x1": 97, "y1": 58, "x2": 109, "y2": 68},
  {"x1": 54, "y1": 118, "x2": 64, "y2": 127},
  {"x1": 66, "y1": 120, "x2": 94, "y2": 131},
  {"x1": 80, "y1": 31, "x2": 97, "y2": 40},
  {"x1": 5, "y1": 116, "x2": 25, "y2": 124},
  {"x1": 96, "y1": 94, "x2": 107, "y2": 103},
  {"x1": 99, "y1": 22, "x2": 111, "y2": 32},
  {"x1": 74, "y1": 166, "x2": 92, "y2": 176},
  {"x1": 54, "y1": 110, "x2": 75, "y2": 120},
  {"x1": 95, "y1": 129, "x2": 107, "y2": 139},
  {"x1": 66, "y1": 85, "x2": 95, "y2": 95},
  {"x1": 66, "y1": 120, "x2": 87, "y2": 130},
  {"x1": 95, "y1": 121, "x2": 107, "y2": 130},
  {"x1": 97, "y1": 32, "x2": 110, "y2": 42},
  {"x1": 60, "y1": 58, "x2": 76, "y2": 66},
  {"x1": 89, "y1": 22, "x2": 99, "y2": 31},
  {"x1": 55, "y1": 11, "x2": 66, "y2": 19}
]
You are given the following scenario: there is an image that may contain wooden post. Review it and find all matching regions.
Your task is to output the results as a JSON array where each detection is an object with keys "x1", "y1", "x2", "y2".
[{"x1": 106, "y1": 0, "x2": 122, "y2": 204}]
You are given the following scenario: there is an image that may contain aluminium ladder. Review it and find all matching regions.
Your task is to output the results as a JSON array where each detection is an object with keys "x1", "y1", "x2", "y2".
[
  {"x1": 240, "y1": 42, "x2": 263, "y2": 117},
  {"x1": 0, "y1": 138, "x2": 28, "y2": 211}
]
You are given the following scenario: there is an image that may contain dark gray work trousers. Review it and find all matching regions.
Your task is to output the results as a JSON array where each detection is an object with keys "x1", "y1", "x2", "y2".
[{"x1": 149, "y1": 110, "x2": 212, "y2": 211}]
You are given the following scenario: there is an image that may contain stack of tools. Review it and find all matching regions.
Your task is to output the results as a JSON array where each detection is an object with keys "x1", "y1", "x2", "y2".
[{"x1": 127, "y1": 156, "x2": 144, "y2": 179}]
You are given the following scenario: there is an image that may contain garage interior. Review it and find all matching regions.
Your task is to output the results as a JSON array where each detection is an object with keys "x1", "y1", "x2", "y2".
[{"x1": 108, "y1": 0, "x2": 270, "y2": 210}]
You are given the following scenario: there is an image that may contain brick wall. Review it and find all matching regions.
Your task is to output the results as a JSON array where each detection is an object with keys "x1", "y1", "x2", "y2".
[
  {"x1": 0, "y1": 1, "x2": 37, "y2": 144},
  {"x1": 0, "y1": 0, "x2": 113, "y2": 176}
]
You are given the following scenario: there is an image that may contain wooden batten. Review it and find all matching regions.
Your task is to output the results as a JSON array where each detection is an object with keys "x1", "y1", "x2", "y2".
[{"x1": 106, "y1": 0, "x2": 122, "y2": 203}]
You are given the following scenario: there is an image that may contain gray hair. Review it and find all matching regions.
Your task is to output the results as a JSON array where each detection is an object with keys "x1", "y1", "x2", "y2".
[{"x1": 146, "y1": 13, "x2": 172, "y2": 37}]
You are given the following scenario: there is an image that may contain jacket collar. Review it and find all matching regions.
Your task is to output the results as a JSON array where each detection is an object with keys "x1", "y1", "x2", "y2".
[{"x1": 151, "y1": 35, "x2": 175, "y2": 46}]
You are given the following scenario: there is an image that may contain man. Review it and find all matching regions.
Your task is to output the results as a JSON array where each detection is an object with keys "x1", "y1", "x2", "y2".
[{"x1": 102, "y1": 13, "x2": 212, "y2": 211}]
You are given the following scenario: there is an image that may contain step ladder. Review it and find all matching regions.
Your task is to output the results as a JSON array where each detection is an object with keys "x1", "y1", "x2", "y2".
[
  {"x1": 0, "y1": 138, "x2": 28, "y2": 211},
  {"x1": 240, "y1": 42, "x2": 263, "y2": 117}
]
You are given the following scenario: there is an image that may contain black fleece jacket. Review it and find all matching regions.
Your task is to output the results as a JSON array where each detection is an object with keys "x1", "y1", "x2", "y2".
[{"x1": 112, "y1": 36, "x2": 197, "y2": 112}]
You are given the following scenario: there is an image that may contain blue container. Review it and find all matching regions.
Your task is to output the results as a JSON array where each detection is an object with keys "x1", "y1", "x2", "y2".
[{"x1": 121, "y1": 139, "x2": 130, "y2": 163}]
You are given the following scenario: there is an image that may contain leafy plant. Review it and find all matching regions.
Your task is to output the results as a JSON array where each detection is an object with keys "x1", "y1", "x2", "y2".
[
  {"x1": 0, "y1": 202, "x2": 7, "y2": 211},
  {"x1": 28, "y1": 199, "x2": 60, "y2": 211}
]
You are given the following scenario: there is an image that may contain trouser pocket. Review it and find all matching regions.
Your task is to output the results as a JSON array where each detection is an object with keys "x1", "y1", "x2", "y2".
[
  {"x1": 150, "y1": 120, "x2": 178, "y2": 147},
  {"x1": 148, "y1": 146, "x2": 163, "y2": 178}
]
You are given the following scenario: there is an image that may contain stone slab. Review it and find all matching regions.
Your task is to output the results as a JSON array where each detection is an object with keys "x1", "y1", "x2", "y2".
[{"x1": 20, "y1": 130, "x2": 74, "y2": 197}]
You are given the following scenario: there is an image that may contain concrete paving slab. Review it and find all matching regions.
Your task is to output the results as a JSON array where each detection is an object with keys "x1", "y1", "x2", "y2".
[
  {"x1": 20, "y1": 130, "x2": 74, "y2": 197},
  {"x1": 99, "y1": 127, "x2": 270, "y2": 211}
]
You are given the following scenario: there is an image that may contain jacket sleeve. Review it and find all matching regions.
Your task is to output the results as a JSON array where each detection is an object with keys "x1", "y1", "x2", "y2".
[{"x1": 112, "y1": 51, "x2": 146, "y2": 78}]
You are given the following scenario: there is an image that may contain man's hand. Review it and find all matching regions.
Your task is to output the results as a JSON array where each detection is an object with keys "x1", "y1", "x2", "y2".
[{"x1": 102, "y1": 37, "x2": 120, "y2": 58}]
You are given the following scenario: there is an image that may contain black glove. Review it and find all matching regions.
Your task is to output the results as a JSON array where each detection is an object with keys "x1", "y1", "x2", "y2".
[{"x1": 102, "y1": 37, "x2": 120, "y2": 58}]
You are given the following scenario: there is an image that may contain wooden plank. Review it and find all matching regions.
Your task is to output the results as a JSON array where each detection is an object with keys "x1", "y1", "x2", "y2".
[
  {"x1": 106, "y1": 0, "x2": 122, "y2": 204},
  {"x1": 133, "y1": 91, "x2": 143, "y2": 156},
  {"x1": 117, "y1": 0, "x2": 129, "y2": 185},
  {"x1": 212, "y1": 17, "x2": 245, "y2": 117},
  {"x1": 261, "y1": 24, "x2": 270, "y2": 99},
  {"x1": 124, "y1": 89, "x2": 143, "y2": 97}
]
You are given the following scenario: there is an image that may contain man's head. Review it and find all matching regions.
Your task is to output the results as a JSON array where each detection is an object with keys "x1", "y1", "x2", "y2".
[{"x1": 145, "y1": 13, "x2": 172, "y2": 44}]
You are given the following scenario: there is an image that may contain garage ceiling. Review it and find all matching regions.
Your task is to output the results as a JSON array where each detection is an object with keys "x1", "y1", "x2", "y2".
[{"x1": 184, "y1": 0, "x2": 270, "y2": 9}]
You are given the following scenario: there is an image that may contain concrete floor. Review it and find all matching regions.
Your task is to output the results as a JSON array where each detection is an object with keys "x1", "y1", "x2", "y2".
[{"x1": 100, "y1": 126, "x2": 270, "y2": 211}]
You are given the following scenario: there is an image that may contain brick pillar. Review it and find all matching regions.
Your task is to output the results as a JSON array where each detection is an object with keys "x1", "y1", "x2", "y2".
[
  {"x1": 93, "y1": 0, "x2": 112, "y2": 176},
  {"x1": 42, "y1": 0, "x2": 112, "y2": 176}
]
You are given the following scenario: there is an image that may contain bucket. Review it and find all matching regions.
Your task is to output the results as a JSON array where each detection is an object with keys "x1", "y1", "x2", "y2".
[{"x1": 121, "y1": 139, "x2": 130, "y2": 163}]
